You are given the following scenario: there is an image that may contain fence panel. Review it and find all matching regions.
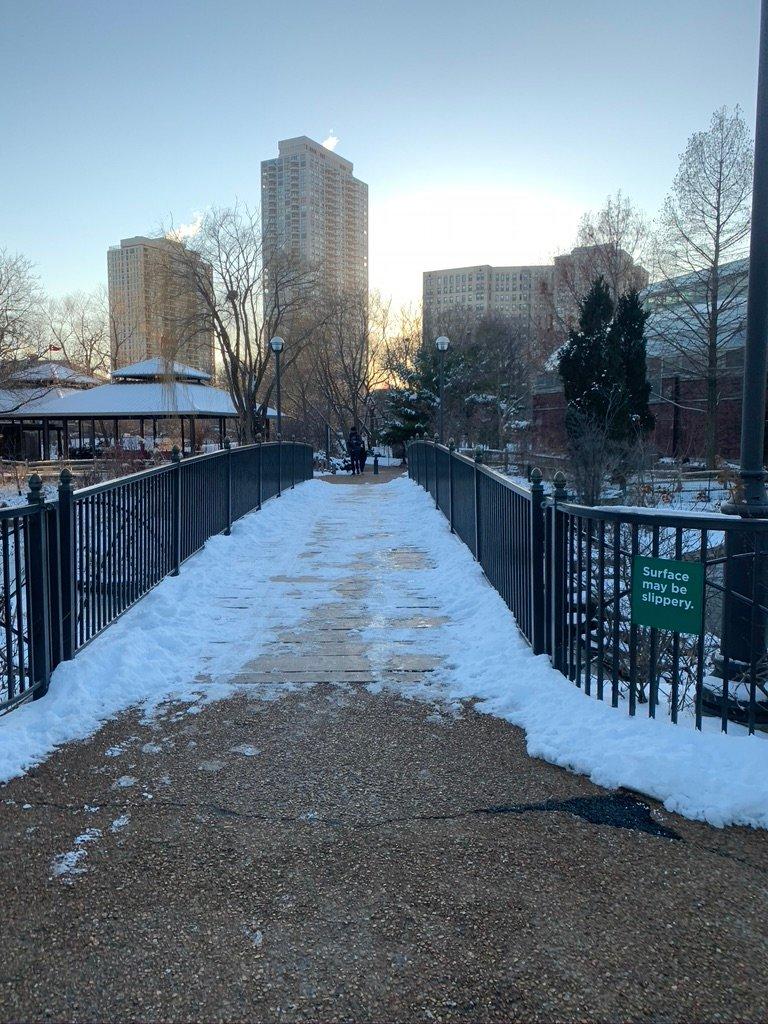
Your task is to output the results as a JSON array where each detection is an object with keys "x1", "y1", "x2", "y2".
[
  {"x1": 553, "y1": 504, "x2": 768, "y2": 733},
  {"x1": 0, "y1": 507, "x2": 49, "y2": 713},
  {"x1": 407, "y1": 439, "x2": 768, "y2": 734},
  {"x1": 231, "y1": 445, "x2": 262, "y2": 521},
  {"x1": 451, "y1": 455, "x2": 477, "y2": 557},
  {"x1": 180, "y1": 453, "x2": 228, "y2": 561},
  {"x1": 435, "y1": 447, "x2": 450, "y2": 517},
  {"x1": 73, "y1": 466, "x2": 176, "y2": 650},
  {"x1": 261, "y1": 443, "x2": 281, "y2": 502}
]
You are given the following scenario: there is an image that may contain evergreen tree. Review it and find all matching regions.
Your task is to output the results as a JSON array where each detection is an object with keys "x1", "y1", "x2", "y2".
[
  {"x1": 557, "y1": 277, "x2": 653, "y2": 444},
  {"x1": 381, "y1": 346, "x2": 438, "y2": 447},
  {"x1": 557, "y1": 277, "x2": 614, "y2": 426},
  {"x1": 607, "y1": 289, "x2": 654, "y2": 442}
]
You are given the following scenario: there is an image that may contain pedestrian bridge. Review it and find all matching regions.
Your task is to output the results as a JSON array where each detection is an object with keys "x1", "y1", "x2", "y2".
[{"x1": 0, "y1": 447, "x2": 767, "y2": 1021}]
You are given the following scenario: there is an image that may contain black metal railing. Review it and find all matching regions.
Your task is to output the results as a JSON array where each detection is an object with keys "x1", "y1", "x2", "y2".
[
  {"x1": 409, "y1": 438, "x2": 768, "y2": 735},
  {"x1": 0, "y1": 439, "x2": 314, "y2": 715}
]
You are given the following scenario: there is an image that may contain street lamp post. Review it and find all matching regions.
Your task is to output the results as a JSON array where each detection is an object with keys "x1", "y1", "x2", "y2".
[
  {"x1": 269, "y1": 336, "x2": 285, "y2": 438},
  {"x1": 435, "y1": 336, "x2": 450, "y2": 444},
  {"x1": 715, "y1": 0, "x2": 768, "y2": 705}
]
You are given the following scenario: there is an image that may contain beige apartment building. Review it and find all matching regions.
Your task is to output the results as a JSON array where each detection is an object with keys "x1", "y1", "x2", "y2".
[
  {"x1": 261, "y1": 136, "x2": 368, "y2": 297},
  {"x1": 423, "y1": 263, "x2": 554, "y2": 335},
  {"x1": 423, "y1": 244, "x2": 649, "y2": 342},
  {"x1": 107, "y1": 236, "x2": 215, "y2": 375}
]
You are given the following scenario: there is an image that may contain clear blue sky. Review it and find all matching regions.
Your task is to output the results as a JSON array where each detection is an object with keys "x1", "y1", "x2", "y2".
[{"x1": 1, "y1": 0, "x2": 760, "y2": 305}]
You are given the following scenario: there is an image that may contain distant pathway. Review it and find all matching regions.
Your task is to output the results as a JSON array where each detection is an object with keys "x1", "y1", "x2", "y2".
[{"x1": 1, "y1": 473, "x2": 767, "y2": 1022}]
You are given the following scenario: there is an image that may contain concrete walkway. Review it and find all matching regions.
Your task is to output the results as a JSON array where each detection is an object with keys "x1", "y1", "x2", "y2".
[{"x1": 1, "y1": 474, "x2": 767, "y2": 1023}]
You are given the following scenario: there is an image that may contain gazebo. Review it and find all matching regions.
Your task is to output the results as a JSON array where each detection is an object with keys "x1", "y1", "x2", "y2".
[{"x1": 0, "y1": 358, "x2": 273, "y2": 460}]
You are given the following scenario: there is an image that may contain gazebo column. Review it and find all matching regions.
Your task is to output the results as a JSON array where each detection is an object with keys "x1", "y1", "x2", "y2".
[
  {"x1": 190, "y1": 417, "x2": 196, "y2": 454},
  {"x1": 42, "y1": 421, "x2": 50, "y2": 461},
  {"x1": 91, "y1": 419, "x2": 96, "y2": 453},
  {"x1": 218, "y1": 417, "x2": 224, "y2": 447},
  {"x1": 63, "y1": 420, "x2": 70, "y2": 459},
  {"x1": 115, "y1": 419, "x2": 120, "y2": 449},
  {"x1": 139, "y1": 418, "x2": 145, "y2": 439},
  {"x1": 180, "y1": 418, "x2": 185, "y2": 454},
  {"x1": 152, "y1": 419, "x2": 157, "y2": 446}
]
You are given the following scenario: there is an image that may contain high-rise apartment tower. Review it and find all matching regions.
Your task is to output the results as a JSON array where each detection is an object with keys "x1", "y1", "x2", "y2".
[
  {"x1": 107, "y1": 236, "x2": 215, "y2": 375},
  {"x1": 261, "y1": 136, "x2": 368, "y2": 296}
]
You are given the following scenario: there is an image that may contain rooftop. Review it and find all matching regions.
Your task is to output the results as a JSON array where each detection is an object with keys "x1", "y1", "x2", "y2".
[{"x1": 111, "y1": 358, "x2": 212, "y2": 383}]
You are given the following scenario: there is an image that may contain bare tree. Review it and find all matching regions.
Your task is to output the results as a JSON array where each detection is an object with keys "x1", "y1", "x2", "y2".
[
  {"x1": 0, "y1": 249, "x2": 41, "y2": 360},
  {"x1": 652, "y1": 106, "x2": 753, "y2": 468},
  {"x1": 311, "y1": 289, "x2": 389, "y2": 439},
  {"x1": 552, "y1": 192, "x2": 650, "y2": 335},
  {"x1": 168, "y1": 204, "x2": 322, "y2": 442},
  {"x1": 43, "y1": 286, "x2": 111, "y2": 377}
]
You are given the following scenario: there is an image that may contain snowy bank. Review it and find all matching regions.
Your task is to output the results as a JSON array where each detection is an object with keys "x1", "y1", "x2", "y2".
[
  {"x1": 0, "y1": 482, "x2": 342, "y2": 784},
  {"x1": 368, "y1": 478, "x2": 768, "y2": 830}
]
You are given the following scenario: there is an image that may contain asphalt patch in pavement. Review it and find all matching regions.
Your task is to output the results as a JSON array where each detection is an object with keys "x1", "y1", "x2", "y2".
[{"x1": 476, "y1": 793, "x2": 681, "y2": 840}]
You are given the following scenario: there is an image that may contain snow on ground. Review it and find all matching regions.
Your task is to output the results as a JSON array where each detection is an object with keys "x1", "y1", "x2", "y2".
[
  {"x1": 1, "y1": 475, "x2": 767, "y2": 829},
  {"x1": 0, "y1": 483, "x2": 349, "y2": 785},
  {"x1": 366, "y1": 479, "x2": 768, "y2": 830}
]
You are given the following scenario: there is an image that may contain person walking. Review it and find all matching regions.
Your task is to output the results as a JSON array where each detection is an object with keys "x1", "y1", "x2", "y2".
[{"x1": 347, "y1": 427, "x2": 363, "y2": 475}]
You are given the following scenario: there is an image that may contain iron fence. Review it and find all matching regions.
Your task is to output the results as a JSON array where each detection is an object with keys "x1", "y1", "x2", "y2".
[
  {"x1": 0, "y1": 439, "x2": 314, "y2": 715},
  {"x1": 409, "y1": 438, "x2": 768, "y2": 735}
]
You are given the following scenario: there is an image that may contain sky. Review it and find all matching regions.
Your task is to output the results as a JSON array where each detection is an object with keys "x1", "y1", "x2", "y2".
[{"x1": 0, "y1": 0, "x2": 761, "y2": 307}]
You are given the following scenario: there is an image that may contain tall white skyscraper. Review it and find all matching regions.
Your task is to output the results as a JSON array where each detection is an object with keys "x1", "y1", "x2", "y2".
[{"x1": 261, "y1": 136, "x2": 368, "y2": 296}]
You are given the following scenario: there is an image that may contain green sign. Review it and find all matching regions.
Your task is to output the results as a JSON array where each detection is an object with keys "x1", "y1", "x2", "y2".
[{"x1": 631, "y1": 556, "x2": 704, "y2": 635}]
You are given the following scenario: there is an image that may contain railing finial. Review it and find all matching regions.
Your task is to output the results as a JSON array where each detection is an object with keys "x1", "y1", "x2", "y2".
[
  {"x1": 553, "y1": 470, "x2": 567, "y2": 501},
  {"x1": 224, "y1": 438, "x2": 231, "y2": 450},
  {"x1": 449, "y1": 437, "x2": 456, "y2": 452},
  {"x1": 256, "y1": 432, "x2": 263, "y2": 444},
  {"x1": 27, "y1": 474, "x2": 44, "y2": 505},
  {"x1": 474, "y1": 447, "x2": 483, "y2": 464},
  {"x1": 58, "y1": 467, "x2": 74, "y2": 492},
  {"x1": 530, "y1": 467, "x2": 543, "y2": 489},
  {"x1": 171, "y1": 445, "x2": 181, "y2": 463}
]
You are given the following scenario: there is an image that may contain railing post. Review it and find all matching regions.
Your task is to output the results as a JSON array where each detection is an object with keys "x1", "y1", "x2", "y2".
[
  {"x1": 171, "y1": 446, "x2": 182, "y2": 577},
  {"x1": 257, "y1": 433, "x2": 263, "y2": 509},
  {"x1": 291, "y1": 435, "x2": 296, "y2": 490},
  {"x1": 551, "y1": 471, "x2": 568, "y2": 673},
  {"x1": 530, "y1": 467, "x2": 546, "y2": 656},
  {"x1": 26, "y1": 474, "x2": 51, "y2": 699},
  {"x1": 474, "y1": 448, "x2": 482, "y2": 562},
  {"x1": 448, "y1": 438, "x2": 455, "y2": 533},
  {"x1": 434, "y1": 434, "x2": 440, "y2": 509},
  {"x1": 224, "y1": 439, "x2": 232, "y2": 536},
  {"x1": 58, "y1": 468, "x2": 76, "y2": 661}
]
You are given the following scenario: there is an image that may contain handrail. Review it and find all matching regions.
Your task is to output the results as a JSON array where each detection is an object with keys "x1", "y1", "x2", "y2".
[
  {"x1": 414, "y1": 440, "x2": 533, "y2": 499},
  {"x1": 407, "y1": 436, "x2": 768, "y2": 735}
]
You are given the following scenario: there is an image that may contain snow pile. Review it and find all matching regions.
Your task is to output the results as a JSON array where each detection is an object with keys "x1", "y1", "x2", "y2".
[
  {"x1": 366, "y1": 477, "x2": 768, "y2": 830},
  {"x1": 0, "y1": 482, "x2": 342, "y2": 784}
]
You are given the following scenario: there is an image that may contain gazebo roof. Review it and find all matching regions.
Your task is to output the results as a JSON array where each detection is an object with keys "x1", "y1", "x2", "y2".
[
  {"x1": 9, "y1": 361, "x2": 102, "y2": 388},
  {"x1": 111, "y1": 358, "x2": 212, "y2": 383},
  {"x1": 0, "y1": 386, "x2": 83, "y2": 415},
  {"x1": 0, "y1": 381, "x2": 238, "y2": 419}
]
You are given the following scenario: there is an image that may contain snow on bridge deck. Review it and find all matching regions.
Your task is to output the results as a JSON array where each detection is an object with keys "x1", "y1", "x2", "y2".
[{"x1": 1, "y1": 472, "x2": 768, "y2": 1020}]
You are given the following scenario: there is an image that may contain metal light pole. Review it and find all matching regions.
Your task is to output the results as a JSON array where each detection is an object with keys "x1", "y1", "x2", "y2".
[
  {"x1": 715, "y1": 0, "x2": 768, "y2": 707},
  {"x1": 435, "y1": 336, "x2": 450, "y2": 444},
  {"x1": 269, "y1": 336, "x2": 285, "y2": 438},
  {"x1": 736, "y1": 0, "x2": 768, "y2": 513}
]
